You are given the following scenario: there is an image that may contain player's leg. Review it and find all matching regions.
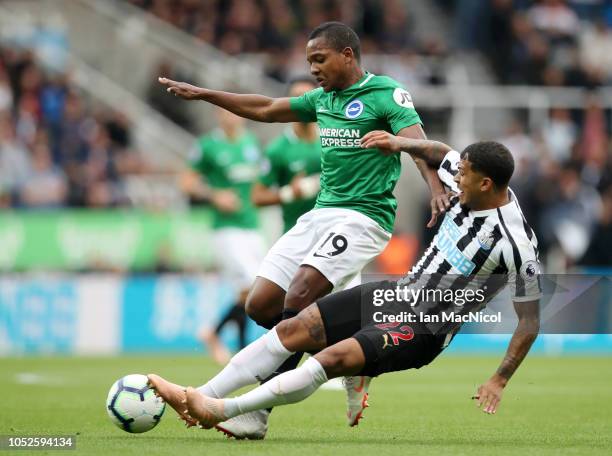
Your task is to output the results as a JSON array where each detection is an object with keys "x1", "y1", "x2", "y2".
[
  {"x1": 246, "y1": 211, "x2": 317, "y2": 328},
  {"x1": 148, "y1": 303, "x2": 330, "y2": 423},
  {"x1": 275, "y1": 210, "x2": 391, "y2": 423},
  {"x1": 214, "y1": 267, "x2": 333, "y2": 439},
  {"x1": 337, "y1": 272, "x2": 372, "y2": 424},
  {"x1": 183, "y1": 284, "x2": 367, "y2": 428},
  {"x1": 201, "y1": 287, "x2": 248, "y2": 361},
  {"x1": 258, "y1": 265, "x2": 333, "y2": 379},
  {"x1": 266, "y1": 209, "x2": 391, "y2": 376},
  {"x1": 201, "y1": 229, "x2": 266, "y2": 360},
  {"x1": 245, "y1": 277, "x2": 286, "y2": 329},
  {"x1": 185, "y1": 281, "x2": 452, "y2": 429},
  {"x1": 184, "y1": 337, "x2": 366, "y2": 428}
]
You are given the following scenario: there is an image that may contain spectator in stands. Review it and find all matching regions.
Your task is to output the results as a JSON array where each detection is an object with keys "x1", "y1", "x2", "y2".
[
  {"x1": 0, "y1": 112, "x2": 30, "y2": 200},
  {"x1": 497, "y1": 118, "x2": 537, "y2": 177},
  {"x1": 129, "y1": 0, "x2": 428, "y2": 84},
  {"x1": 19, "y1": 139, "x2": 68, "y2": 208},
  {"x1": 528, "y1": 0, "x2": 580, "y2": 43},
  {"x1": 580, "y1": 185, "x2": 612, "y2": 267},
  {"x1": 0, "y1": 44, "x2": 145, "y2": 210},
  {"x1": 541, "y1": 108, "x2": 577, "y2": 163},
  {"x1": 540, "y1": 162, "x2": 602, "y2": 264},
  {"x1": 0, "y1": 66, "x2": 12, "y2": 111},
  {"x1": 580, "y1": 19, "x2": 612, "y2": 83}
]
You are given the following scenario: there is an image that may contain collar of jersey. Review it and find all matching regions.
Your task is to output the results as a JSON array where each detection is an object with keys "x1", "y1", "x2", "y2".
[
  {"x1": 332, "y1": 71, "x2": 372, "y2": 95},
  {"x1": 469, "y1": 189, "x2": 517, "y2": 216}
]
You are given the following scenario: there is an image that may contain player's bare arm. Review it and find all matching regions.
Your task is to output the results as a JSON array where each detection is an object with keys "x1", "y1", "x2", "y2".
[
  {"x1": 362, "y1": 127, "x2": 451, "y2": 227},
  {"x1": 158, "y1": 77, "x2": 300, "y2": 123},
  {"x1": 474, "y1": 299, "x2": 540, "y2": 415},
  {"x1": 180, "y1": 169, "x2": 240, "y2": 213},
  {"x1": 252, "y1": 174, "x2": 319, "y2": 207},
  {"x1": 251, "y1": 182, "x2": 283, "y2": 206},
  {"x1": 360, "y1": 131, "x2": 452, "y2": 166}
]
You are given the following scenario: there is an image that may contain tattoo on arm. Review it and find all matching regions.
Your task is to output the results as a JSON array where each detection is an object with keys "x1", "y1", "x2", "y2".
[
  {"x1": 296, "y1": 305, "x2": 327, "y2": 346},
  {"x1": 496, "y1": 300, "x2": 540, "y2": 382},
  {"x1": 496, "y1": 354, "x2": 522, "y2": 380}
]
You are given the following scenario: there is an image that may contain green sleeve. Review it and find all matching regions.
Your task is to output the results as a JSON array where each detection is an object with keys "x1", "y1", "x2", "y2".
[
  {"x1": 259, "y1": 142, "x2": 282, "y2": 187},
  {"x1": 383, "y1": 87, "x2": 422, "y2": 134},
  {"x1": 289, "y1": 87, "x2": 322, "y2": 122},
  {"x1": 188, "y1": 138, "x2": 209, "y2": 174}
]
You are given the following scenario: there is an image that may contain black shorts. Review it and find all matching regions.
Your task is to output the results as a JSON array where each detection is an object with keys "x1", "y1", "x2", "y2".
[{"x1": 317, "y1": 280, "x2": 447, "y2": 377}]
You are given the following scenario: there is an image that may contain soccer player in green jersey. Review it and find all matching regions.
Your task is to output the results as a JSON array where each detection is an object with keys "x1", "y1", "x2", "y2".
[
  {"x1": 251, "y1": 76, "x2": 322, "y2": 234},
  {"x1": 182, "y1": 108, "x2": 266, "y2": 365},
  {"x1": 160, "y1": 22, "x2": 450, "y2": 438}
]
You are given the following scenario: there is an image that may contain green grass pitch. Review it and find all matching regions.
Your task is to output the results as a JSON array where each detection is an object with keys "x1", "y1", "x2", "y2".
[{"x1": 1, "y1": 355, "x2": 611, "y2": 455}]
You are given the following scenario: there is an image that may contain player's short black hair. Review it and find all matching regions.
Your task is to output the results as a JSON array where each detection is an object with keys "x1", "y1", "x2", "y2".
[
  {"x1": 286, "y1": 75, "x2": 317, "y2": 94},
  {"x1": 460, "y1": 141, "x2": 515, "y2": 189},
  {"x1": 308, "y1": 22, "x2": 361, "y2": 62}
]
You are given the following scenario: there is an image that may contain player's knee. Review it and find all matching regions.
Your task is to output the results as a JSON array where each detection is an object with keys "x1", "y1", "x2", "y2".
[
  {"x1": 285, "y1": 267, "x2": 332, "y2": 312},
  {"x1": 284, "y1": 283, "x2": 311, "y2": 311},
  {"x1": 275, "y1": 316, "x2": 308, "y2": 351},
  {"x1": 315, "y1": 347, "x2": 356, "y2": 378},
  {"x1": 245, "y1": 291, "x2": 277, "y2": 327}
]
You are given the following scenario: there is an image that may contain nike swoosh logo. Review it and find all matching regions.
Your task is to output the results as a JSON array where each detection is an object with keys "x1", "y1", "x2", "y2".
[
  {"x1": 312, "y1": 252, "x2": 329, "y2": 258},
  {"x1": 317, "y1": 108, "x2": 328, "y2": 112}
]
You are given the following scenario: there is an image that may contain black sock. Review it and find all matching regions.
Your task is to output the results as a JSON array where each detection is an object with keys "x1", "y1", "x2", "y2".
[
  {"x1": 215, "y1": 303, "x2": 245, "y2": 336},
  {"x1": 235, "y1": 306, "x2": 247, "y2": 350},
  {"x1": 258, "y1": 313, "x2": 283, "y2": 330}
]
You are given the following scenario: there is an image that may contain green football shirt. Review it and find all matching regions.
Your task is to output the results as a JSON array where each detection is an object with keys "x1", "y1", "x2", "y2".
[
  {"x1": 189, "y1": 129, "x2": 261, "y2": 230},
  {"x1": 259, "y1": 128, "x2": 321, "y2": 233},
  {"x1": 289, "y1": 72, "x2": 422, "y2": 233}
]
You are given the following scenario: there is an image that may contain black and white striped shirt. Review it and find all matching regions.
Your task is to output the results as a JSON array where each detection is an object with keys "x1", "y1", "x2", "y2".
[{"x1": 400, "y1": 150, "x2": 542, "y2": 310}]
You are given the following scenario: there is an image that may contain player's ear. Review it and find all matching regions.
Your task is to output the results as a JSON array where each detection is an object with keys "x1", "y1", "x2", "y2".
[
  {"x1": 481, "y1": 177, "x2": 494, "y2": 192},
  {"x1": 342, "y1": 47, "x2": 353, "y2": 64}
]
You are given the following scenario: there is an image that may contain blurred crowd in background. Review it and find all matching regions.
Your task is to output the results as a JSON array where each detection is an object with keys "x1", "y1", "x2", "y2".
[
  {"x1": 438, "y1": 0, "x2": 612, "y2": 267},
  {"x1": 128, "y1": 0, "x2": 448, "y2": 85},
  {"x1": 0, "y1": 0, "x2": 610, "y2": 270},
  {"x1": 0, "y1": 47, "x2": 145, "y2": 210},
  {"x1": 444, "y1": 0, "x2": 612, "y2": 86}
]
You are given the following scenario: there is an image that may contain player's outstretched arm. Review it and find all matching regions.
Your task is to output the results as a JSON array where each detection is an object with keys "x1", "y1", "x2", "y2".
[
  {"x1": 361, "y1": 129, "x2": 452, "y2": 226},
  {"x1": 473, "y1": 299, "x2": 540, "y2": 414},
  {"x1": 180, "y1": 169, "x2": 240, "y2": 212},
  {"x1": 159, "y1": 77, "x2": 300, "y2": 123},
  {"x1": 360, "y1": 130, "x2": 451, "y2": 166}
]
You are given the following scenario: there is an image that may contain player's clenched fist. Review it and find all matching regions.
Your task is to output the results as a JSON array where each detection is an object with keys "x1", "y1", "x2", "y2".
[
  {"x1": 159, "y1": 77, "x2": 203, "y2": 100},
  {"x1": 360, "y1": 130, "x2": 404, "y2": 155}
]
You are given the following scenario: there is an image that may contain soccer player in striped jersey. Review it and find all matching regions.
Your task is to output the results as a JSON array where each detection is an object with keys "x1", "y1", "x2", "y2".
[{"x1": 149, "y1": 136, "x2": 542, "y2": 429}]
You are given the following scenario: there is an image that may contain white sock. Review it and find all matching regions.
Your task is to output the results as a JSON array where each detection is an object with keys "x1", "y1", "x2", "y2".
[
  {"x1": 198, "y1": 327, "x2": 293, "y2": 398},
  {"x1": 223, "y1": 357, "x2": 328, "y2": 418}
]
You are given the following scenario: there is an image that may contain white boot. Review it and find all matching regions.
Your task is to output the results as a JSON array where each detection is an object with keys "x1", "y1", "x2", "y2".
[
  {"x1": 343, "y1": 376, "x2": 371, "y2": 427},
  {"x1": 215, "y1": 410, "x2": 269, "y2": 440}
]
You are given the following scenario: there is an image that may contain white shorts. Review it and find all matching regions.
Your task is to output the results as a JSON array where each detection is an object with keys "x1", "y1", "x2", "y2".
[
  {"x1": 213, "y1": 228, "x2": 267, "y2": 290},
  {"x1": 257, "y1": 208, "x2": 391, "y2": 292}
]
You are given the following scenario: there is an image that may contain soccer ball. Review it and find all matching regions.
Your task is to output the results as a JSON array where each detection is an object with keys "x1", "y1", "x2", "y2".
[{"x1": 106, "y1": 374, "x2": 166, "y2": 433}]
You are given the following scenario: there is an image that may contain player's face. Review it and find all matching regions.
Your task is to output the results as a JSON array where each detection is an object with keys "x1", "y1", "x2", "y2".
[
  {"x1": 306, "y1": 38, "x2": 349, "y2": 92},
  {"x1": 455, "y1": 158, "x2": 489, "y2": 207}
]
